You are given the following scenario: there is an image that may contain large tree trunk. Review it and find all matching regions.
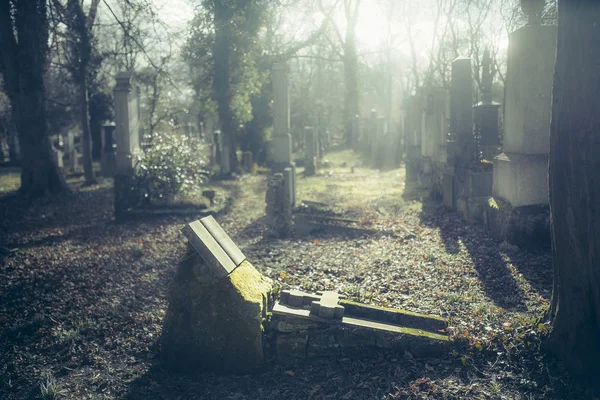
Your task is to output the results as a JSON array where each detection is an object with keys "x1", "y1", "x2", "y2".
[
  {"x1": 0, "y1": 0, "x2": 67, "y2": 196},
  {"x1": 545, "y1": 0, "x2": 600, "y2": 390},
  {"x1": 213, "y1": 0, "x2": 239, "y2": 174}
]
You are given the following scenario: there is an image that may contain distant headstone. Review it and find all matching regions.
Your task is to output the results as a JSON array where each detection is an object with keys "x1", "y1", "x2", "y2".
[{"x1": 304, "y1": 127, "x2": 317, "y2": 176}]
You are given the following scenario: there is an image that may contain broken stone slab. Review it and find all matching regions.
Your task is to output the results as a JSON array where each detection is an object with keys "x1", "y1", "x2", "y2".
[
  {"x1": 272, "y1": 290, "x2": 450, "y2": 361},
  {"x1": 180, "y1": 216, "x2": 246, "y2": 281},
  {"x1": 339, "y1": 299, "x2": 447, "y2": 333},
  {"x1": 161, "y1": 255, "x2": 272, "y2": 373}
]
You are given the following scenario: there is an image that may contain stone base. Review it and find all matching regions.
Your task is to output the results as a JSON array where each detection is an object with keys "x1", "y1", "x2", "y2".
[
  {"x1": 493, "y1": 152, "x2": 549, "y2": 207},
  {"x1": 271, "y1": 301, "x2": 450, "y2": 364},
  {"x1": 418, "y1": 157, "x2": 433, "y2": 189},
  {"x1": 483, "y1": 197, "x2": 550, "y2": 248},
  {"x1": 161, "y1": 256, "x2": 272, "y2": 373},
  {"x1": 442, "y1": 169, "x2": 456, "y2": 210},
  {"x1": 457, "y1": 164, "x2": 493, "y2": 223}
]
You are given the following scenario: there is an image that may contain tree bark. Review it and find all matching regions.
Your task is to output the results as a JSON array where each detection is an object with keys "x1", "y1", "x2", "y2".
[
  {"x1": 546, "y1": 0, "x2": 600, "y2": 390},
  {"x1": 67, "y1": 0, "x2": 97, "y2": 185},
  {"x1": 213, "y1": 0, "x2": 239, "y2": 174},
  {"x1": 343, "y1": 0, "x2": 360, "y2": 146},
  {"x1": 0, "y1": 0, "x2": 66, "y2": 196}
]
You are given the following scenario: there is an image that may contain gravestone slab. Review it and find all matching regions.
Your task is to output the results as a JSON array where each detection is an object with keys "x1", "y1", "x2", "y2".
[
  {"x1": 180, "y1": 216, "x2": 246, "y2": 280},
  {"x1": 161, "y1": 217, "x2": 272, "y2": 373}
]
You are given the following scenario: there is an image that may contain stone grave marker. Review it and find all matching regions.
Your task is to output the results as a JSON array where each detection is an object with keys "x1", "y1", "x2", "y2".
[
  {"x1": 272, "y1": 289, "x2": 449, "y2": 362},
  {"x1": 161, "y1": 215, "x2": 272, "y2": 373}
]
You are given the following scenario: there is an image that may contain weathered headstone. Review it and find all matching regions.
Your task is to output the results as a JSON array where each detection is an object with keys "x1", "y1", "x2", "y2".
[
  {"x1": 404, "y1": 96, "x2": 422, "y2": 182},
  {"x1": 113, "y1": 72, "x2": 141, "y2": 220},
  {"x1": 265, "y1": 173, "x2": 292, "y2": 237},
  {"x1": 161, "y1": 216, "x2": 272, "y2": 373},
  {"x1": 267, "y1": 62, "x2": 295, "y2": 235},
  {"x1": 486, "y1": 2, "x2": 555, "y2": 245},
  {"x1": 444, "y1": 56, "x2": 473, "y2": 211},
  {"x1": 304, "y1": 127, "x2": 318, "y2": 176}
]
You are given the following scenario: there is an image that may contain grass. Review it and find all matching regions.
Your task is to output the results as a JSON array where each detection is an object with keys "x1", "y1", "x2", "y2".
[
  {"x1": 39, "y1": 372, "x2": 64, "y2": 400},
  {"x1": 297, "y1": 148, "x2": 406, "y2": 213}
]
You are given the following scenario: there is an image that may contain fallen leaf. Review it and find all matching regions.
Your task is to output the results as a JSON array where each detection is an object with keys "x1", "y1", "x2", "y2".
[{"x1": 284, "y1": 370, "x2": 295, "y2": 376}]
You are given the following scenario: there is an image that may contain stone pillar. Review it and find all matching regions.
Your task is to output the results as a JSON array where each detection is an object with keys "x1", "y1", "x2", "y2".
[
  {"x1": 405, "y1": 96, "x2": 421, "y2": 183},
  {"x1": 443, "y1": 57, "x2": 473, "y2": 210},
  {"x1": 420, "y1": 88, "x2": 448, "y2": 191},
  {"x1": 113, "y1": 72, "x2": 141, "y2": 220},
  {"x1": 492, "y1": 24, "x2": 557, "y2": 208},
  {"x1": 304, "y1": 127, "x2": 317, "y2": 176},
  {"x1": 101, "y1": 123, "x2": 116, "y2": 177},
  {"x1": 269, "y1": 62, "x2": 295, "y2": 234},
  {"x1": 271, "y1": 63, "x2": 293, "y2": 173},
  {"x1": 485, "y1": 11, "x2": 555, "y2": 246}
]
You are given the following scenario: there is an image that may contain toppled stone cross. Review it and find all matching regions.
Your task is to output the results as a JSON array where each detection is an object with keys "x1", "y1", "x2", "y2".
[{"x1": 310, "y1": 291, "x2": 345, "y2": 320}]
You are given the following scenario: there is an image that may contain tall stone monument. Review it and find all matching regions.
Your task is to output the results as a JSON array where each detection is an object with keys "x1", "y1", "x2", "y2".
[
  {"x1": 486, "y1": 0, "x2": 555, "y2": 245},
  {"x1": 113, "y1": 72, "x2": 141, "y2": 220},
  {"x1": 443, "y1": 57, "x2": 473, "y2": 210},
  {"x1": 271, "y1": 63, "x2": 293, "y2": 174},
  {"x1": 404, "y1": 95, "x2": 422, "y2": 183},
  {"x1": 266, "y1": 63, "x2": 295, "y2": 235},
  {"x1": 420, "y1": 88, "x2": 449, "y2": 194}
]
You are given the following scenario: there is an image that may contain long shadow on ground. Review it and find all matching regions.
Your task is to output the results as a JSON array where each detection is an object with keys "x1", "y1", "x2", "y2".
[{"x1": 416, "y1": 199, "x2": 544, "y2": 311}]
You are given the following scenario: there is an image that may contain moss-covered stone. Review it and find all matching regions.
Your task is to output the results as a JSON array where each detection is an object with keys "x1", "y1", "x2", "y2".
[{"x1": 160, "y1": 248, "x2": 272, "y2": 373}]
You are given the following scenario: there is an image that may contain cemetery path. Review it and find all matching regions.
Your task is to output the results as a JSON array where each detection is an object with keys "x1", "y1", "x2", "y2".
[{"x1": 0, "y1": 153, "x2": 590, "y2": 399}]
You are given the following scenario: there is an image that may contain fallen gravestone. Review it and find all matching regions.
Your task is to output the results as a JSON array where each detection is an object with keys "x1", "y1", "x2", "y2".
[
  {"x1": 272, "y1": 289, "x2": 450, "y2": 362},
  {"x1": 160, "y1": 216, "x2": 273, "y2": 373},
  {"x1": 161, "y1": 216, "x2": 450, "y2": 373}
]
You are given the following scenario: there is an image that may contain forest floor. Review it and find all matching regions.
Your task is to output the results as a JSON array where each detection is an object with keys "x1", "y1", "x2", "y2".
[{"x1": 0, "y1": 149, "x2": 594, "y2": 399}]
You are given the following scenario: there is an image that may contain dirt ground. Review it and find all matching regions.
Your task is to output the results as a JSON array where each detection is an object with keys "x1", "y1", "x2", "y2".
[{"x1": 0, "y1": 150, "x2": 592, "y2": 399}]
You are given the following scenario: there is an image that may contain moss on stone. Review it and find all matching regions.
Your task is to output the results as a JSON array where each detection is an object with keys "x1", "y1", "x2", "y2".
[{"x1": 160, "y1": 249, "x2": 272, "y2": 373}]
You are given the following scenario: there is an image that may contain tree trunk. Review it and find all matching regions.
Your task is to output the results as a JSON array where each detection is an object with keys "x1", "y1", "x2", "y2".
[
  {"x1": 545, "y1": 0, "x2": 600, "y2": 390},
  {"x1": 343, "y1": 32, "x2": 359, "y2": 147},
  {"x1": 213, "y1": 0, "x2": 239, "y2": 174},
  {"x1": 78, "y1": 74, "x2": 96, "y2": 185},
  {"x1": 0, "y1": 0, "x2": 67, "y2": 196}
]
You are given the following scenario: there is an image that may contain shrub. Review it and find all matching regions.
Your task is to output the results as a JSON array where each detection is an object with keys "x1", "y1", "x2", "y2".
[{"x1": 134, "y1": 131, "x2": 209, "y2": 204}]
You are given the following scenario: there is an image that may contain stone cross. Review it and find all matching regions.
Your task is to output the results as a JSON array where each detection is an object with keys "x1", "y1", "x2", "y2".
[{"x1": 310, "y1": 291, "x2": 345, "y2": 320}]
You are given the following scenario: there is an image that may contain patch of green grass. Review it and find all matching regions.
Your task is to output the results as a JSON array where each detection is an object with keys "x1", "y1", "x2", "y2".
[
  {"x1": 0, "y1": 170, "x2": 21, "y2": 194},
  {"x1": 40, "y1": 371, "x2": 65, "y2": 399},
  {"x1": 55, "y1": 328, "x2": 80, "y2": 344},
  {"x1": 447, "y1": 293, "x2": 461, "y2": 304}
]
